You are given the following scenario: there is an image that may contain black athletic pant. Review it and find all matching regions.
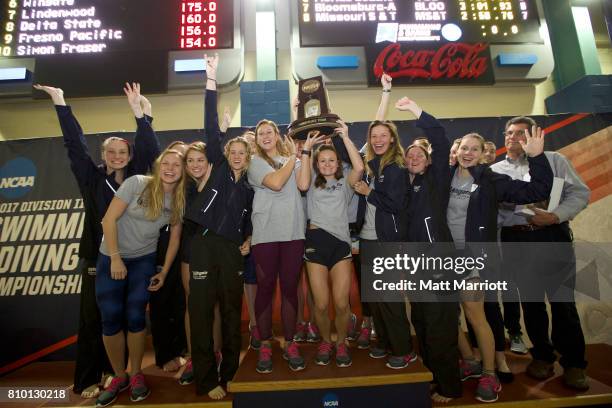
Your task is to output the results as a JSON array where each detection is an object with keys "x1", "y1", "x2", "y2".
[
  {"x1": 73, "y1": 258, "x2": 113, "y2": 393},
  {"x1": 189, "y1": 231, "x2": 244, "y2": 395},
  {"x1": 501, "y1": 223, "x2": 587, "y2": 369},
  {"x1": 502, "y1": 300, "x2": 522, "y2": 337},
  {"x1": 412, "y1": 301, "x2": 462, "y2": 398},
  {"x1": 353, "y1": 252, "x2": 371, "y2": 317},
  {"x1": 149, "y1": 226, "x2": 186, "y2": 367}
]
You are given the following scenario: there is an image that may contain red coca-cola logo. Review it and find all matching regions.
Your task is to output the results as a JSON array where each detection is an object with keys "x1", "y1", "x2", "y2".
[{"x1": 373, "y1": 42, "x2": 490, "y2": 80}]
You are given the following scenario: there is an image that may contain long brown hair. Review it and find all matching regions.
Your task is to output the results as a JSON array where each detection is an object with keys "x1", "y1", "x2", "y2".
[
  {"x1": 254, "y1": 119, "x2": 290, "y2": 169},
  {"x1": 313, "y1": 145, "x2": 343, "y2": 188},
  {"x1": 365, "y1": 120, "x2": 405, "y2": 176},
  {"x1": 140, "y1": 149, "x2": 186, "y2": 225}
]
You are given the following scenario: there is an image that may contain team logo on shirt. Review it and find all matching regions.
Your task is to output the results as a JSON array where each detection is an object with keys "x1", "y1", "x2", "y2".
[
  {"x1": 305, "y1": 248, "x2": 316, "y2": 253},
  {"x1": 413, "y1": 185, "x2": 421, "y2": 193},
  {"x1": 324, "y1": 182, "x2": 344, "y2": 193},
  {"x1": 378, "y1": 175, "x2": 385, "y2": 183},
  {"x1": 192, "y1": 270, "x2": 209, "y2": 280}
]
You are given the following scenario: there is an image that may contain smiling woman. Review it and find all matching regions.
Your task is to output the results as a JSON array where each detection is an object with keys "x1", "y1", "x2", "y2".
[{"x1": 95, "y1": 148, "x2": 186, "y2": 406}]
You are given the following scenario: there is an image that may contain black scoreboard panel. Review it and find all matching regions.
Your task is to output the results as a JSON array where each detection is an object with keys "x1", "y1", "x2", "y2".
[
  {"x1": 298, "y1": 0, "x2": 542, "y2": 47},
  {"x1": 1, "y1": 0, "x2": 234, "y2": 97}
]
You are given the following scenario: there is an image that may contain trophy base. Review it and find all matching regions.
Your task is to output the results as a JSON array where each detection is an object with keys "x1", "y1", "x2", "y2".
[{"x1": 287, "y1": 114, "x2": 341, "y2": 140}]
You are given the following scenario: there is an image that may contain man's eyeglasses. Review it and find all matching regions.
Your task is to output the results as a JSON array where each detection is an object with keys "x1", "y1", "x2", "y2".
[{"x1": 503, "y1": 130, "x2": 526, "y2": 137}]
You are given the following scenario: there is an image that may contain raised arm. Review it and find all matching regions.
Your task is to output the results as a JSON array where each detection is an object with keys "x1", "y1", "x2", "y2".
[
  {"x1": 220, "y1": 106, "x2": 232, "y2": 133},
  {"x1": 494, "y1": 127, "x2": 553, "y2": 204},
  {"x1": 375, "y1": 73, "x2": 392, "y2": 121},
  {"x1": 34, "y1": 84, "x2": 99, "y2": 189},
  {"x1": 204, "y1": 53, "x2": 225, "y2": 165},
  {"x1": 126, "y1": 83, "x2": 161, "y2": 175},
  {"x1": 334, "y1": 120, "x2": 364, "y2": 185},
  {"x1": 396, "y1": 97, "x2": 450, "y2": 181},
  {"x1": 296, "y1": 131, "x2": 326, "y2": 191}
]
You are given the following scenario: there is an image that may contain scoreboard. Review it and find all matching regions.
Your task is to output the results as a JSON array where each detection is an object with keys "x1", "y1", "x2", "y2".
[
  {"x1": 1, "y1": 0, "x2": 233, "y2": 57},
  {"x1": 298, "y1": 0, "x2": 542, "y2": 47},
  {"x1": 0, "y1": 0, "x2": 235, "y2": 96}
]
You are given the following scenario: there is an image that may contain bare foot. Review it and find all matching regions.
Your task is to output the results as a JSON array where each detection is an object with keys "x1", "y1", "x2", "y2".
[
  {"x1": 208, "y1": 385, "x2": 226, "y2": 400},
  {"x1": 80, "y1": 384, "x2": 100, "y2": 399},
  {"x1": 163, "y1": 357, "x2": 185, "y2": 372},
  {"x1": 431, "y1": 392, "x2": 453, "y2": 404}
]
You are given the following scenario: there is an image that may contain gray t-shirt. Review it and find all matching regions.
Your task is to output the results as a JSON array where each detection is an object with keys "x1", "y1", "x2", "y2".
[
  {"x1": 248, "y1": 155, "x2": 305, "y2": 245},
  {"x1": 100, "y1": 175, "x2": 172, "y2": 258},
  {"x1": 447, "y1": 169, "x2": 474, "y2": 249},
  {"x1": 360, "y1": 178, "x2": 378, "y2": 240},
  {"x1": 307, "y1": 176, "x2": 354, "y2": 246},
  {"x1": 344, "y1": 162, "x2": 359, "y2": 224}
]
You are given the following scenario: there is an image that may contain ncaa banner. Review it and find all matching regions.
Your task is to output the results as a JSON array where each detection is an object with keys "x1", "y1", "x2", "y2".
[{"x1": 1, "y1": 113, "x2": 611, "y2": 372}]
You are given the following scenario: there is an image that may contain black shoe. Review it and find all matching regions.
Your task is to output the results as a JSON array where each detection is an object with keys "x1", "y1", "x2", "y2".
[{"x1": 496, "y1": 369, "x2": 514, "y2": 384}]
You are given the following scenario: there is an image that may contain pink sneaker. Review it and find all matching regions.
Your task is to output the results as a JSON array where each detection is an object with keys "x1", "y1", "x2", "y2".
[
  {"x1": 293, "y1": 321, "x2": 307, "y2": 342},
  {"x1": 356, "y1": 327, "x2": 371, "y2": 349},
  {"x1": 306, "y1": 322, "x2": 321, "y2": 343}
]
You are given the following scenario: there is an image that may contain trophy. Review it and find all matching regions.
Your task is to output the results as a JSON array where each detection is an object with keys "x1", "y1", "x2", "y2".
[{"x1": 287, "y1": 76, "x2": 340, "y2": 140}]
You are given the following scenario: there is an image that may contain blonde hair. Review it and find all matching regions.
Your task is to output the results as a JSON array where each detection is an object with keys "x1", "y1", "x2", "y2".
[
  {"x1": 459, "y1": 133, "x2": 487, "y2": 165},
  {"x1": 254, "y1": 119, "x2": 290, "y2": 169},
  {"x1": 101, "y1": 137, "x2": 130, "y2": 161},
  {"x1": 140, "y1": 149, "x2": 186, "y2": 225},
  {"x1": 365, "y1": 120, "x2": 405, "y2": 176},
  {"x1": 184, "y1": 141, "x2": 208, "y2": 182},
  {"x1": 224, "y1": 136, "x2": 252, "y2": 179}
]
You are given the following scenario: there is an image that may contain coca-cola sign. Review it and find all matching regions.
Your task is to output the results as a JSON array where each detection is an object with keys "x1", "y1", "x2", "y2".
[{"x1": 366, "y1": 42, "x2": 494, "y2": 86}]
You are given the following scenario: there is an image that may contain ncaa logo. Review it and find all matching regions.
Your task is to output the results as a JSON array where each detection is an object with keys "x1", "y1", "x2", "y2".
[
  {"x1": 322, "y1": 392, "x2": 339, "y2": 407},
  {"x1": 0, "y1": 157, "x2": 36, "y2": 199}
]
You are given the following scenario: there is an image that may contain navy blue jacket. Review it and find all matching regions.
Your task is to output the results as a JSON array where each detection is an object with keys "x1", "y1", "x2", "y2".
[
  {"x1": 185, "y1": 90, "x2": 253, "y2": 245},
  {"x1": 57, "y1": 105, "x2": 160, "y2": 260},
  {"x1": 455, "y1": 153, "x2": 553, "y2": 243},
  {"x1": 406, "y1": 111, "x2": 453, "y2": 243},
  {"x1": 355, "y1": 156, "x2": 409, "y2": 242}
]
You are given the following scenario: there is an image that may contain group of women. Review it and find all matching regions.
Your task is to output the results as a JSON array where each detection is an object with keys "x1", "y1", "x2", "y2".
[{"x1": 36, "y1": 54, "x2": 553, "y2": 406}]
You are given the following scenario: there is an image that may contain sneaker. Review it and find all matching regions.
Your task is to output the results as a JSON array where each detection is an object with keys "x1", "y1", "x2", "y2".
[
  {"x1": 459, "y1": 359, "x2": 482, "y2": 381},
  {"x1": 368, "y1": 345, "x2": 388, "y2": 359},
  {"x1": 356, "y1": 327, "x2": 372, "y2": 349},
  {"x1": 526, "y1": 359, "x2": 554, "y2": 380},
  {"x1": 563, "y1": 367, "x2": 589, "y2": 391},
  {"x1": 315, "y1": 341, "x2": 333, "y2": 366},
  {"x1": 509, "y1": 334, "x2": 528, "y2": 355},
  {"x1": 178, "y1": 359, "x2": 194, "y2": 385},
  {"x1": 336, "y1": 343, "x2": 352, "y2": 367},
  {"x1": 306, "y1": 322, "x2": 321, "y2": 343},
  {"x1": 95, "y1": 375, "x2": 129, "y2": 408},
  {"x1": 386, "y1": 352, "x2": 418, "y2": 369},
  {"x1": 475, "y1": 374, "x2": 502, "y2": 403},
  {"x1": 250, "y1": 325, "x2": 262, "y2": 350},
  {"x1": 283, "y1": 341, "x2": 306, "y2": 371},
  {"x1": 293, "y1": 321, "x2": 307, "y2": 342},
  {"x1": 129, "y1": 372, "x2": 150, "y2": 402},
  {"x1": 346, "y1": 313, "x2": 358, "y2": 341},
  {"x1": 256, "y1": 343, "x2": 273, "y2": 374}
]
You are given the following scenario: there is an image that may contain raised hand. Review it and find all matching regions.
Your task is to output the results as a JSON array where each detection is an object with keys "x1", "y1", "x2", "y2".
[
  {"x1": 334, "y1": 120, "x2": 349, "y2": 139},
  {"x1": 124, "y1": 82, "x2": 144, "y2": 118},
  {"x1": 395, "y1": 96, "x2": 422, "y2": 118},
  {"x1": 381, "y1": 72, "x2": 392, "y2": 91},
  {"x1": 205, "y1": 53, "x2": 219, "y2": 80},
  {"x1": 303, "y1": 130, "x2": 326, "y2": 151},
  {"x1": 140, "y1": 94, "x2": 152, "y2": 117},
  {"x1": 285, "y1": 135, "x2": 297, "y2": 157},
  {"x1": 33, "y1": 84, "x2": 66, "y2": 106},
  {"x1": 221, "y1": 106, "x2": 231, "y2": 133},
  {"x1": 521, "y1": 125, "x2": 545, "y2": 158}
]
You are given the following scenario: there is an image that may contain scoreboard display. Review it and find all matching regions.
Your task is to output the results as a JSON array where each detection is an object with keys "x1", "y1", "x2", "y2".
[
  {"x1": 298, "y1": 0, "x2": 542, "y2": 47},
  {"x1": 0, "y1": 0, "x2": 234, "y2": 97},
  {"x1": 1, "y1": 0, "x2": 233, "y2": 57}
]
